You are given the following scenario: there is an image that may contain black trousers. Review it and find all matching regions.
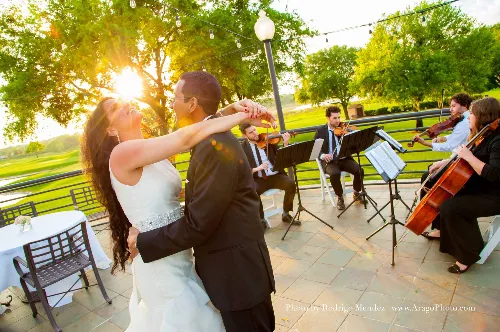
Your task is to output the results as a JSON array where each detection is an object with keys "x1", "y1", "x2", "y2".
[
  {"x1": 322, "y1": 158, "x2": 363, "y2": 197},
  {"x1": 420, "y1": 170, "x2": 441, "y2": 229},
  {"x1": 220, "y1": 295, "x2": 275, "y2": 332},
  {"x1": 439, "y1": 192, "x2": 500, "y2": 265},
  {"x1": 254, "y1": 173, "x2": 296, "y2": 218}
]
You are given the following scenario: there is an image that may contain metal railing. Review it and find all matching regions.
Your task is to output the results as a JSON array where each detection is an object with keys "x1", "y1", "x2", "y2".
[{"x1": 0, "y1": 108, "x2": 450, "y2": 216}]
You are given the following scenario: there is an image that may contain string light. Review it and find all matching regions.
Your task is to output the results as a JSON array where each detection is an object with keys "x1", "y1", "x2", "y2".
[
  {"x1": 209, "y1": 29, "x2": 214, "y2": 39},
  {"x1": 325, "y1": 36, "x2": 328, "y2": 42},
  {"x1": 129, "y1": 0, "x2": 136, "y2": 9},
  {"x1": 422, "y1": 15, "x2": 426, "y2": 23},
  {"x1": 176, "y1": 15, "x2": 181, "y2": 27},
  {"x1": 202, "y1": 65, "x2": 207, "y2": 72},
  {"x1": 236, "y1": 39, "x2": 241, "y2": 48}
]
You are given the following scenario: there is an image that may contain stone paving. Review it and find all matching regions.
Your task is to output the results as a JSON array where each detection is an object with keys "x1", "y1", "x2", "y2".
[{"x1": 1, "y1": 184, "x2": 499, "y2": 331}]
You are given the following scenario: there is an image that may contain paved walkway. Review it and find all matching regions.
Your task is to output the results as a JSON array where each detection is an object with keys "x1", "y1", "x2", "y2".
[{"x1": 1, "y1": 184, "x2": 499, "y2": 331}]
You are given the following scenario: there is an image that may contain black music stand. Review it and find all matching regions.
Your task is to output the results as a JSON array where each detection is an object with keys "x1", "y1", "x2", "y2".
[
  {"x1": 336, "y1": 126, "x2": 385, "y2": 221},
  {"x1": 366, "y1": 131, "x2": 412, "y2": 223},
  {"x1": 364, "y1": 141, "x2": 407, "y2": 266},
  {"x1": 274, "y1": 140, "x2": 334, "y2": 241}
]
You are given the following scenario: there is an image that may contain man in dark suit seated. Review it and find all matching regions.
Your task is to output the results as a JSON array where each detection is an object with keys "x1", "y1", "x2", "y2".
[
  {"x1": 314, "y1": 106, "x2": 366, "y2": 210},
  {"x1": 239, "y1": 123, "x2": 299, "y2": 227}
]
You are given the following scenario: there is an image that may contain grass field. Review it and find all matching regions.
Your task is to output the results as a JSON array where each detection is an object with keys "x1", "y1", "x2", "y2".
[{"x1": 4, "y1": 88, "x2": 500, "y2": 211}]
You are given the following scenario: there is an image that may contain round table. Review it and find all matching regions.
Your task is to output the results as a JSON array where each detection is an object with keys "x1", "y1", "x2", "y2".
[{"x1": 0, "y1": 211, "x2": 111, "y2": 307}]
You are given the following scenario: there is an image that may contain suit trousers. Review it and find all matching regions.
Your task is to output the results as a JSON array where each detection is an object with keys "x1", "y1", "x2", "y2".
[
  {"x1": 220, "y1": 295, "x2": 275, "y2": 332},
  {"x1": 322, "y1": 158, "x2": 363, "y2": 197},
  {"x1": 254, "y1": 173, "x2": 296, "y2": 218}
]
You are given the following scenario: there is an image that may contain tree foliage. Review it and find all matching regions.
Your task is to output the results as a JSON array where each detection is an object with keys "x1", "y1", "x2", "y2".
[
  {"x1": 354, "y1": 1, "x2": 496, "y2": 114},
  {"x1": 25, "y1": 141, "x2": 45, "y2": 157},
  {"x1": 0, "y1": 0, "x2": 312, "y2": 140},
  {"x1": 295, "y1": 45, "x2": 358, "y2": 119},
  {"x1": 488, "y1": 23, "x2": 500, "y2": 88}
]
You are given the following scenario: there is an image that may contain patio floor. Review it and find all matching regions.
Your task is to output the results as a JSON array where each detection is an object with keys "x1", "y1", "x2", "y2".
[{"x1": 1, "y1": 184, "x2": 499, "y2": 331}]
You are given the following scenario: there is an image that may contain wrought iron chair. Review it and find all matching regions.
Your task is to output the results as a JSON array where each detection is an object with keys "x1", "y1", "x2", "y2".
[
  {"x1": 70, "y1": 186, "x2": 108, "y2": 223},
  {"x1": 0, "y1": 201, "x2": 38, "y2": 228},
  {"x1": 13, "y1": 221, "x2": 112, "y2": 332}
]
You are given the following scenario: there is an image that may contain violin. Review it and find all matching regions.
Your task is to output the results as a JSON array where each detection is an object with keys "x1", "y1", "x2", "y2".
[
  {"x1": 408, "y1": 113, "x2": 464, "y2": 147},
  {"x1": 333, "y1": 122, "x2": 359, "y2": 137},
  {"x1": 405, "y1": 118, "x2": 500, "y2": 235},
  {"x1": 256, "y1": 131, "x2": 298, "y2": 149}
]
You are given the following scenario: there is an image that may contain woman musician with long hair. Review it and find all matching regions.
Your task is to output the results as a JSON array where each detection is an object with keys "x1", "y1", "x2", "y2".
[{"x1": 420, "y1": 97, "x2": 500, "y2": 273}]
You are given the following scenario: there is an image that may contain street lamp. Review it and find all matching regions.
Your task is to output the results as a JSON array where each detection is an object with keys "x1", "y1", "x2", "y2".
[{"x1": 254, "y1": 10, "x2": 286, "y2": 131}]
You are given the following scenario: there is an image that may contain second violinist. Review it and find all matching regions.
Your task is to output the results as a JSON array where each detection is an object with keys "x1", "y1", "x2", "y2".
[
  {"x1": 314, "y1": 106, "x2": 366, "y2": 210},
  {"x1": 240, "y1": 124, "x2": 299, "y2": 228}
]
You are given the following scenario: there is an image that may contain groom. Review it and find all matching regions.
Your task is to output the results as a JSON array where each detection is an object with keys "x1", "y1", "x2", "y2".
[{"x1": 127, "y1": 71, "x2": 276, "y2": 331}]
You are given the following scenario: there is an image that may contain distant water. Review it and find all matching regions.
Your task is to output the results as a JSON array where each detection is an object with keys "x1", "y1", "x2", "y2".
[{"x1": 0, "y1": 176, "x2": 29, "y2": 208}]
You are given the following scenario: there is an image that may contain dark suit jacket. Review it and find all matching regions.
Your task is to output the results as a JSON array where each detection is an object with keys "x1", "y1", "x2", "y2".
[
  {"x1": 240, "y1": 140, "x2": 285, "y2": 179},
  {"x1": 313, "y1": 124, "x2": 354, "y2": 167},
  {"x1": 137, "y1": 131, "x2": 275, "y2": 312}
]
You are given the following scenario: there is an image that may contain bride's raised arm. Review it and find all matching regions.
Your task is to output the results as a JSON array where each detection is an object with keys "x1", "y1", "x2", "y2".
[{"x1": 111, "y1": 102, "x2": 275, "y2": 172}]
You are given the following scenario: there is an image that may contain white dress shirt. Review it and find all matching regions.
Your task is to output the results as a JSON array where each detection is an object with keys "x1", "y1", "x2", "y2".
[
  {"x1": 250, "y1": 143, "x2": 278, "y2": 178},
  {"x1": 320, "y1": 126, "x2": 340, "y2": 160},
  {"x1": 431, "y1": 111, "x2": 470, "y2": 153}
]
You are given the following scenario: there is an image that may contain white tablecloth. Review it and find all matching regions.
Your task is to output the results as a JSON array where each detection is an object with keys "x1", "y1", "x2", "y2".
[{"x1": 0, "y1": 211, "x2": 111, "y2": 307}]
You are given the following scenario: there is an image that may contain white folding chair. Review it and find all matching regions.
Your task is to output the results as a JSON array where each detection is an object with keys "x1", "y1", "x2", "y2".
[
  {"x1": 477, "y1": 215, "x2": 500, "y2": 264},
  {"x1": 261, "y1": 189, "x2": 283, "y2": 228},
  {"x1": 316, "y1": 158, "x2": 352, "y2": 207}
]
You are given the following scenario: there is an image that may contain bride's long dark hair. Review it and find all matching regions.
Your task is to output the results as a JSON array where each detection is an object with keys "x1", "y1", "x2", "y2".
[{"x1": 81, "y1": 97, "x2": 131, "y2": 274}]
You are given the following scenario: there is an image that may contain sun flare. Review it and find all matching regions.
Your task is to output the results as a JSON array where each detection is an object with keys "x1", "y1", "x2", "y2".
[{"x1": 114, "y1": 68, "x2": 143, "y2": 100}]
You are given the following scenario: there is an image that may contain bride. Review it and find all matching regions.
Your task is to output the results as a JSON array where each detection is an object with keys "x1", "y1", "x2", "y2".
[{"x1": 81, "y1": 95, "x2": 273, "y2": 331}]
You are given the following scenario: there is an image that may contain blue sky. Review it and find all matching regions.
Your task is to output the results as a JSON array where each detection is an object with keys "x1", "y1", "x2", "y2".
[{"x1": 1, "y1": 0, "x2": 499, "y2": 148}]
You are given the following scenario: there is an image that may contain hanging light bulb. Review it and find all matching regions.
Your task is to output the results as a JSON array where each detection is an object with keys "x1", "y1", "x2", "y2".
[
  {"x1": 422, "y1": 16, "x2": 426, "y2": 23},
  {"x1": 369, "y1": 29, "x2": 372, "y2": 34},
  {"x1": 258, "y1": 48, "x2": 262, "y2": 55},
  {"x1": 236, "y1": 39, "x2": 241, "y2": 48},
  {"x1": 176, "y1": 15, "x2": 181, "y2": 27},
  {"x1": 326, "y1": 36, "x2": 328, "y2": 43},
  {"x1": 202, "y1": 65, "x2": 207, "y2": 72},
  {"x1": 209, "y1": 29, "x2": 214, "y2": 39},
  {"x1": 129, "y1": 0, "x2": 136, "y2": 9}
]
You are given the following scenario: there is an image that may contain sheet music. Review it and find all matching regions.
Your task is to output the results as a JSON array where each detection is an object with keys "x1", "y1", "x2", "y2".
[
  {"x1": 366, "y1": 141, "x2": 406, "y2": 182},
  {"x1": 376, "y1": 129, "x2": 405, "y2": 152},
  {"x1": 310, "y1": 138, "x2": 324, "y2": 161}
]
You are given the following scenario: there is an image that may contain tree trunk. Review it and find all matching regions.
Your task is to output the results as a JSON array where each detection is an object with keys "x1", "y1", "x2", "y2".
[
  {"x1": 153, "y1": 104, "x2": 168, "y2": 135},
  {"x1": 412, "y1": 100, "x2": 424, "y2": 129},
  {"x1": 341, "y1": 102, "x2": 350, "y2": 120}
]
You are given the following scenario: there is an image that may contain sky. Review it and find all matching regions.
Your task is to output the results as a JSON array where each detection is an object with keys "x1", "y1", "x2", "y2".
[{"x1": 1, "y1": 0, "x2": 500, "y2": 148}]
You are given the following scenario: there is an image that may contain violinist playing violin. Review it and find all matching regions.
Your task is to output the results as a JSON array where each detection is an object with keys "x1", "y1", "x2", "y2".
[
  {"x1": 314, "y1": 106, "x2": 366, "y2": 210},
  {"x1": 421, "y1": 97, "x2": 500, "y2": 274},
  {"x1": 239, "y1": 123, "x2": 299, "y2": 228},
  {"x1": 419, "y1": 93, "x2": 472, "y2": 226},
  {"x1": 413, "y1": 93, "x2": 472, "y2": 152}
]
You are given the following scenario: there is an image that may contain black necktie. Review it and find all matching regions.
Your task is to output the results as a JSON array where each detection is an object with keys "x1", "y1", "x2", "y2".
[{"x1": 254, "y1": 145, "x2": 266, "y2": 179}]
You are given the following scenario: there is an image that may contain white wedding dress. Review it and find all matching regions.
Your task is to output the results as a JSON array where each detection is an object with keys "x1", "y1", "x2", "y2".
[{"x1": 110, "y1": 160, "x2": 225, "y2": 332}]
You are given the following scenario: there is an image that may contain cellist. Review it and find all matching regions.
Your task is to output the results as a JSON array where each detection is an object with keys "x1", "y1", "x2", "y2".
[{"x1": 421, "y1": 97, "x2": 500, "y2": 274}]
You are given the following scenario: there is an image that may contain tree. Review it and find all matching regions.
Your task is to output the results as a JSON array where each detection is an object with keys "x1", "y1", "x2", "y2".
[
  {"x1": 354, "y1": 1, "x2": 496, "y2": 127},
  {"x1": 487, "y1": 23, "x2": 500, "y2": 89},
  {"x1": 295, "y1": 46, "x2": 358, "y2": 119},
  {"x1": 0, "y1": 0, "x2": 312, "y2": 141},
  {"x1": 25, "y1": 141, "x2": 45, "y2": 157}
]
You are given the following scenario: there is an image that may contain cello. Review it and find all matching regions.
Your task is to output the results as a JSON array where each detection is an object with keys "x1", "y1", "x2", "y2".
[{"x1": 405, "y1": 118, "x2": 500, "y2": 235}]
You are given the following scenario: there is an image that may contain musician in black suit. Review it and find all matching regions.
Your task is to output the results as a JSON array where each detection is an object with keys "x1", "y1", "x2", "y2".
[
  {"x1": 240, "y1": 123, "x2": 299, "y2": 227},
  {"x1": 127, "y1": 72, "x2": 276, "y2": 331},
  {"x1": 314, "y1": 106, "x2": 365, "y2": 210}
]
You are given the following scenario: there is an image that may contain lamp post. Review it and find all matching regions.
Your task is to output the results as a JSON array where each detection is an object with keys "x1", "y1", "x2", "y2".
[{"x1": 254, "y1": 10, "x2": 286, "y2": 131}]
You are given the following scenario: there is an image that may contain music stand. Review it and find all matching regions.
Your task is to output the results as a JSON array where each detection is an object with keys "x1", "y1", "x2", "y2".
[
  {"x1": 336, "y1": 126, "x2": 385, "y2": 221},
  {"x1": 274, "y1": 140, "x2": 334, "y2": 241},
  {"x1": 364, "y1": 141, "x2": 407, "y2": 266},
  {"x1": 366, "y1": 130, "x2": 412, "y2": 223}
]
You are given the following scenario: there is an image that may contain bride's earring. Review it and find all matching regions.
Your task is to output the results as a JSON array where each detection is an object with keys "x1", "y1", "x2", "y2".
[{"x1": 116, "y1": 132, "x2": 121, "y2": 144}]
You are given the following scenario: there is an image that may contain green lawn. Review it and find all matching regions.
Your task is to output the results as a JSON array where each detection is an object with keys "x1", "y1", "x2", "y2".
[{"x1": 0, "y1": 95, "x2": 487, "y2": 211}]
